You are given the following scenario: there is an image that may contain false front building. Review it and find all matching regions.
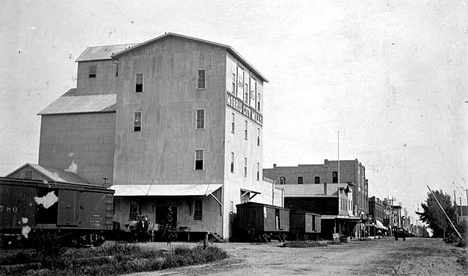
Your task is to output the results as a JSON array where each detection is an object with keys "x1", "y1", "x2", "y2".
[{"x1": 36, "y1": 33, "x2": 282, "y2": 239}]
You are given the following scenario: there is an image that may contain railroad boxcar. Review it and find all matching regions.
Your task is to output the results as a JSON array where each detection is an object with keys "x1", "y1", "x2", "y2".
[
  {"x1": 289, "y1": 210, "x2": 321, "y2": 240},
  {"x1": 0, "y1": 177, "x2": 114, "y2": 247},
  {"x1": 235, "y1": 202, "x2": 290, "y2": 242}
]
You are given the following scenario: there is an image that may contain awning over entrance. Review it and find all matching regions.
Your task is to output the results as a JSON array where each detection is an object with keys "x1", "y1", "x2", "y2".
[
  {"x1": 240, "y1": 188, "x2": 261, "y2": 200},
  {"x1": 321, "y1": 215, "x2": 362, "y2": 221},
  {"x1": 375, "y1": 220, "x2": 388, "y2": 230},
  {"x1": 110, "y1": 184, "x2": 222, "y2": 197}
]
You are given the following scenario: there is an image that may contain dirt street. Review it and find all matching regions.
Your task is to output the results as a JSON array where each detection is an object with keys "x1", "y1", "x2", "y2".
[{"x1": 128, "y1": 238, "x2": 467, "y2": 276}]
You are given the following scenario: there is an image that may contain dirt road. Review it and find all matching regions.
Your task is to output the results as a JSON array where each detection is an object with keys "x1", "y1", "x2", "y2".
[{"x1": 129, "y1": 238, "x2": 467, "y2": 276}]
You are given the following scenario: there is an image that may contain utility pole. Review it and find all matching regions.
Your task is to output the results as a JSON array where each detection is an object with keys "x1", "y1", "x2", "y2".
[{"x1": 427, "y1": 185, "x2": 463, "y2": 241}]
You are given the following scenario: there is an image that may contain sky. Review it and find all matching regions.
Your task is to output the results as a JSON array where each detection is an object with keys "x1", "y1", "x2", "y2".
[{"x1": 1, "y1": 0, "x2": 467, "y2": 222}]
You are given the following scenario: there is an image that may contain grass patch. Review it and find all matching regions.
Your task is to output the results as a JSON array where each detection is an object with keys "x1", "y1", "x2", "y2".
[
  {"x1": 0, "y1": 243, "x2": 228, "y2": 276},
  {"x1": 282, "y1": 240, "x2": 328, "y2": 248}
]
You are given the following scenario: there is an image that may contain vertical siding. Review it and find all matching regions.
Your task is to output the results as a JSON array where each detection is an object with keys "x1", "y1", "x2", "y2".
[
  {"x1": 38, "y1": 113, "x2": 115, "y2": 185},
  {"x1": 113, "y1": 37, "x2": 226, "y2": 186},
  {"x1": 76, "y1": 60, "x2": 119, "y2": 95}
]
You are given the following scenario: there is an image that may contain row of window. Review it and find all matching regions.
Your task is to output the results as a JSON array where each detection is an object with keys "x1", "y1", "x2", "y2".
[
  {"x1": 230, "y1": 153, "x2": 261, "y2": 181},
  {"x1": 278, "y1": 172, "x2": 339, "y2": 184},
  {"x1": 231, "y1": 66, "x2": 261, "y2": 112},
  {"x1": 129, "y1": 201, "x2": 203, "y2": 221},
  {"x1": 133, "y1": 111, "x2": 261, "y2": 146},
  {"x1": 88, "y1": 65, "x2": 206, "y2": 91},
  {"x1": 230, "y1": 113, "x2": 261, "y2": 146}
]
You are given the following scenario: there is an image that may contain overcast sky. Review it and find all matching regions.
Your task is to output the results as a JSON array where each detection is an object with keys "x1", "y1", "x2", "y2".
[{"x1": 1, "y1": 0, "x2": 467, "y2": 221}]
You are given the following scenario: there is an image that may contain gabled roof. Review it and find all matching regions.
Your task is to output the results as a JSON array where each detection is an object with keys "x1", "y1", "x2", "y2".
[
  {"x1": 6, "y1": 163, "x2": 90, "y2": 184},
  {"x1": 38, "y1": 89, "x2": 117, "y2": 115},
  {"x1": 76, "y1": 43, "x2": 137, "y2": 62},
  {"x1": 111, "y1": 32, "x2": 268, "y2": 83}
]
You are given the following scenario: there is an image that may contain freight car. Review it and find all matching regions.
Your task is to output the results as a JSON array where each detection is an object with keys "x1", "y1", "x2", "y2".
[
  {"x1": 235, "y1": 202, "x2": 290, "y2": 242},
  {"x1": 0, "y1": 177, "x2": 114, "y2": 247},
  {"x1": 290, "y1": 210, "x2": 321, "y2": 240},
  {"x1": 235, "y1": 202, "x2": 322, "y2": 242}
]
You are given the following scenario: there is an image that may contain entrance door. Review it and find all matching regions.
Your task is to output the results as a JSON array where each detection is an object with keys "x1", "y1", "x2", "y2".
[{"x1": 155, "y1": 206, "x2": 178, "y2": 229}]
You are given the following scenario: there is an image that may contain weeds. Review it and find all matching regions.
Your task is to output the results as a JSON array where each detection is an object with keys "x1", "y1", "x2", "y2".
[
  {"x1": 283, "y1": 240, "x2": 328, "y2": 248},
  {"x1": 0, "y1": 243, "x2": 228, "y2": 276}
]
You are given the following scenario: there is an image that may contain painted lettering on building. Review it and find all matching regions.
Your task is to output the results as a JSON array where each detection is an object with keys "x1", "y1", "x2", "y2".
[{"x1": 226, "y1": 92, "x2": 263, "y2": 125}]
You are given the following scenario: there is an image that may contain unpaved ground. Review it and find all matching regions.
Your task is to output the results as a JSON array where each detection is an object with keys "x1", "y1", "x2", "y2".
[{"x1": 128, "y1": 238, "x2": 467, "y2": 276}]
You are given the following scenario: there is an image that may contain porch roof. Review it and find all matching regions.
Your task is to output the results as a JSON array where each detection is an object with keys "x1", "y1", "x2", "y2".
[
  {"x1": 110, "y1": 184, "x2": 222, "y2": 197},
  {"x1": 321, "y1": 215, "x2": 362, "y2": 220}
]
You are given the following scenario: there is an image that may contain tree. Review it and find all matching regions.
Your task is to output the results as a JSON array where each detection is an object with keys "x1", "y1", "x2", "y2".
[{"x1": 416, "y1": 190, "x2": 457, "y2": 238}]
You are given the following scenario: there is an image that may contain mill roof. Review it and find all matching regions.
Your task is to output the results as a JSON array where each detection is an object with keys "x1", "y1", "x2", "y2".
[
  {"x1": 38, "y1": 89, "x2": 116, "y2": 115},
  {"x1": 76, "y1": 43, "x2": 137, "y2": 62},
  {"x1": 111, "y1": 32, "x2": 268, "y2": 83}
]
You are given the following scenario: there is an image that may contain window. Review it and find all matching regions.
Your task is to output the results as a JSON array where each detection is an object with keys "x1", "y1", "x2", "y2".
[
  {"x1": 250, "y1": 78, "x2": 256, "y2": 107},
  {"x1": 197, "y1": 69, "x2": 206, "y2": 89},
  {"x1": 257, "y1": 128, "x2": 260, "y2": 146},
  {"x1": 232, "y1": 73, "x2": 236, "y2": 95},
  {"x1": 135, "y1": 74, "x2": 143, "y2": 92},
  {"x1": 280, "y1": 177, "x2": 285, "y2": 184},
  {"x1": 244, "y1": 120, "x2": 248, "y2": 140},
  {"x1": 256, "y1": 162, "x2": 260, "y2": 181},
  {"x1": 24, "y1": 170, "x2": 33, "y2": 180},
  {"x1": 230, "y1": 152, "x2": 235, "y2": 173},
  {"x1": 196, "y1": 109, "x2": 205, "y2": 129},
  {"x1": 194, "y1": 200, "x2": 203, "y2": 220},
  {"x1": 89, "y1": 65, "x2": 97, "y2": 78},
  {"x1": 332, "y1": 171, "x2": 338, "y2": 183},
  {"x1": 244, "y1": 158, "x2": 248, "y2": 177},
  {"x1": 195, "y1": 150, "x2": 204, "y2": 170},
  {"x1": 257, "y1": 92, "x2": 261, "y2": 111},
  {"x1": 231, "y1": 113, "x2": 235, "y2": 133},
  {"x1": 314, "y1": 176, "x2": 320, "y2": 184},
  {"x1": 298, "y1": 177, "x2": 303, "y2": 184},
  {"x1": 134, "y1": 112, "x2": 142, "y2": 132},
  {"x1": 237, "y1": 66, "x2": 244, "y2": 97},
  {"x1": 115, "y1": 63, "x2": 119, "y2": 77},
  {"x1": 129, "y1": 200, "x2": 139, "y2": 220},
  {"x1": 244, "y1": 83, "x2": 248, "y2": 103}
]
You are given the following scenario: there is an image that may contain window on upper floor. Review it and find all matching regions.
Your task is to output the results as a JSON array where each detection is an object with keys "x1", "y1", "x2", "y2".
[
  {"x1": 230, "y1": 152, "x2": 235, "y2": 173},
  {"x1": 134, "y1": 112, "x2": 141, "y2": 132},
  {"x1": 244, "y1": 158, "x2": 248, "y2": 177},
  {"x1": 314, "y1": 176, "x2": 320, "y2": 184},
  {"x1": 197, "y1": 69, "x2": 206, "y2": 89},
  {"x1": 244, "y1": 120, "x2": 248, "y2": 140},
  {"x1": 332, "y1": 171, "x2": 338, "y2": 183},
  {"x1": 257, "y1": 92, "x2": 261, "y2": 112},
  {"x1": 256, "y1": 163, "x2": 260, "y2": 181},
  {"x1": 280, "y1": 177, "x2": 285, "y2": 184},
  {"x1": 89, "y1": 65, "x2": 97, "y2": 78},
  {"x1": 194, "y1": 200, "x2": 203, "y2": 220},
  {"x1": 257, "y1": 128, "x2": 260, "y2": 146},
  {"x1": 135, "y1": 74, "x2": 143, "y2": 92},
  {"x1": 231, "y1": 113, "x2": 235, "y2": 134},
  {"x1": 195, "y1": 150, "x2": 204, "y2": 170},
  {"x1": 237, "y1": 66, "x2": 244, "y2": 97},
  {"x1": 298, "y1": 177, "x2": 303, "y2": 184},
  {"x1": 115, "y1": 63, "x2": 119, "y2": 77},
  {"x1": 232, "y1": 73, "x2": 236, "y2": 95},
  {"x1": 244, "y1": 83, "x2": 248, "y2": 103},
  {"x1": 196, "y1": 109, "x2": 205, "y2": 129}
]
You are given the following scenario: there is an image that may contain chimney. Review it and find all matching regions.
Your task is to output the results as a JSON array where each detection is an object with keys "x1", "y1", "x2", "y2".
[
  {"x1": 273, "y1": 164, "x2": 277, "y2": 168},
  {"x1": 324, "y1": 183, "x2": 327, "y2": 195}
]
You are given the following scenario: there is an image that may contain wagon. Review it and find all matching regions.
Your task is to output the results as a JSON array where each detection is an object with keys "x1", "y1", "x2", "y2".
[{"x1": 0, "y1": 177, "x2": 114, "y2": 247}]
